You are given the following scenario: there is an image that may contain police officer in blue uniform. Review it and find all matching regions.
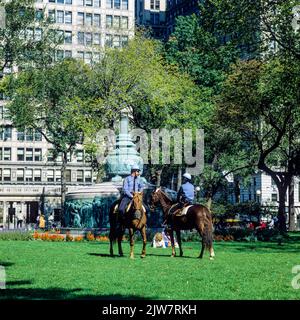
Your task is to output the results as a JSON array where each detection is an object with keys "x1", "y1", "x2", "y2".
[
  {"x1": 119, "y1": 165, "x2": 144, "y2": 216},
  {"x1": 177, "y1": 173, "x2": 194, "y2": 205},
  {"x1": 163, "y1": 173, "x2": 194, "y2": 226}
]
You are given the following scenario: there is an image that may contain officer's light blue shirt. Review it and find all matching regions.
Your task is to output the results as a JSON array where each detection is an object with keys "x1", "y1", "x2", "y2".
[
  {"x1": 178, "y1": 182, "x2": 194, "y2": 202},
  {"x1": 123, "y1": 175, "x2": 144, "y2": 198}
]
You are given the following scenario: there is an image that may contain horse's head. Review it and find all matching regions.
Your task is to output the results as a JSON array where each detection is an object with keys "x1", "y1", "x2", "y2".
[{"x1": 149, "y1": 187, "x2": 162, "y2": 211}]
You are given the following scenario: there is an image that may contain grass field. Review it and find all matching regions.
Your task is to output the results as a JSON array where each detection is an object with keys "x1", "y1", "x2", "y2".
[{"x1": 0, "y1": 236, "x2": 300, "y2": 300}]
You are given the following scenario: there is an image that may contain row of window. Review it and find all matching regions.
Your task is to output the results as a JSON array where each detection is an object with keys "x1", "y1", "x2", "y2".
[
  {"x1": 44, "y1": 0, "x2": 129, "y2": 10},
  {"x1": 0, "y1": 168, "x2": 92, "y2": 183},
  {"x1": 0, "y1": 148, "x2": 88, "y2": 163},
  {"x1": 0, "y1": 128, "x2": 43, "y2": 142}
]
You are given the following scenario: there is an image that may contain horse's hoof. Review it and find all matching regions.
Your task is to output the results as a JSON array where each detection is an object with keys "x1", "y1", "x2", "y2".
[
  {"x1": 140, "y1": 254, "x2": 146, "y2": 259},
  {"x1": 119, "y1": 254, "x2": 124, "y2": 257},
  {"x1": 130, "y1": 255, "x2": 135, "y2": 259},
  {"x1": 209, "y1": 257, "x2": 214, "y2": 261}
]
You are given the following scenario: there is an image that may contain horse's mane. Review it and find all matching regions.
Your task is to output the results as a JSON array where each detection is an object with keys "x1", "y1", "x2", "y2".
[{"x1": 159, "y1": 188, "x2": 174, "y2": 203}]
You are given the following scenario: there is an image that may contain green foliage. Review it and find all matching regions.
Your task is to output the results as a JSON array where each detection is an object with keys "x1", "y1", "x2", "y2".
[
  {"x1": 0, "y1": 231, "x2": 33, "y2": 241},
  {"x1": 0, "y1": 0, "x2": 59, "y2": 72}
]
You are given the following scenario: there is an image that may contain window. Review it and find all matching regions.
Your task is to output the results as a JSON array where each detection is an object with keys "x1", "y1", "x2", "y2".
[
  {"x1": 77, "y1": 51, "x2": 84, "y2": 60},
  {"x1": 47, "y1": 169, "x2": 54, "y2": 182},
  {"x1": 66, "y1": 0, "x2": 73, "y2": 3},
  {"x1": 94, "y1": 33, "x2": 101, "y2": 45},
  {"x1": 78, "y1": 32, "x2": 84, "y2": 45},
  {"x1": 65, "y1": 31, "x2": 72, "y2": 44},
  {"x1": 77, "y1": 170, "x2": 84, "y2": 182},
  {"x1": 150, "y1": 0, "x2": 154, "y2": 9},
  {"x1": 65, "y1": 50, "x2": 72, "y2": 58},
  {"x1": 4, "y1": 148, "x2": 11, "y2": 161},
  {"x1": 0, "y1": 148, "x2": 2, "y2": 161},
  {"x1": 271, "y1": 193, "x2": 278, "y2": 202},
  {"x1": 35, "y1": 9, "x2": 43, "y2": 21},
  {"x1": 17, "y1": 169, "x2": 24, "y2": 182},
  {"x1": 26, "y1": 148, "x2": 33, "y2": 161},
  {"x1": 93, "y1": 14, "x2": 101, "y2": 27},
  {"x1": 48, "y1": 10, "x2": 56, "y2": 23},
  {"x1": 57, "y1": 50, "x2": 64, "y2": 60},
  {"x1": 66, "y1": 170, "x2": 71, "y2": 182},
  {"x1": 65, "y1": 11, "x2": 72, "y2": 24},
  {"x1": 113, "y1": 35, "x2": 120, "y2": 48},
  {"x1": 106, "y1": 15, "x2": 112, "y2": 28},
  {"x1": 55, "y1": 170, "x2": 61, "y2": 182},
  {"x1": 86, "y1": 0, "x2": 93, "y2": 6},
  {"x1": 121, "y1": 0, "x2": 128, "y2": 10},
  {"x1": 121, "y1": 35, "x2": 128, "y2": 47},
  {"x1": 155, "y1": 0, "x2": 160, "y2": 10},
  {"x1": 86, "y1": 13, "x2": 92, "y2": 26},
  {"x1": 114, "y1": 0, "x2": 120, "y2": 9},
  {"x1": 85, "y1": 32, "x2": 92, "y2": 45},
  {"x1": 17, "y1": 148, "x2": 25, "y2": 161},
  {"x1": 17, "y1": 131, "x2": 25, "y2": 141},
  {"x1": 85, "y1": 52, "x2": 92, "y2": 64},
  {"x1": 57, "y1": 10, "x2": 64, "y2": 23},
  {"x1": 106, "y1": 0, "x2": 113, "y2": 8},
  {"x1": 34, "y1": 130, "x2": 42, "y2": 141},
  {"x1": 26, "y1": 129, "x2": 33, "y2": 141},
  {"x1": 85, "y1": 170, "x2": 92, "y2": 182},
  {"x1": 57, "y1": 0, "x2": 65, "y2": 3},
  {"x1": 94, "y1": 0, "x2": 101, "y2": 7},
  {"x1": 105, "y1": 34, "x2": 112, "y2": 47},
  {"x1": 34, "y1": 149, "x2": 42, "y2": 162},
  {"x1": 78, "y1": 0, "x2": 84, "y2": 5},
  {"x1": 34, "y1": 169, "x2": 42, "y2": 182},
  {"x1": 25, "y1": 169, "x2": 33, "y2": 182},
  {"x1": 113, "y1": 16, "x2": 120, "y2": 29},
  {"x1": 3, "y1": 169, "x2": 11, "y2": 181},
  {"x1": 76, "y1": 150, "x2": 84, "y2": 162},
  {"x1": 0, "y1": 126, "x2": 12, "y2": 140},
  {"x1": 47, "y1": 149, "x2": 55, "y2": 162},
  {"x1": 77, "y1": 12, "x2": 84, "y2": 25},
  {"x1": 121, "y1": 16, "x2": 128, "y2": 29}
]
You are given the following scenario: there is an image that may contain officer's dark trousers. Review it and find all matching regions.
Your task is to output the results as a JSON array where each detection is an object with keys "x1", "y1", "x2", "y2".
[{"x1": 119, "y1": 196, "x2": 132, "y2": 215}]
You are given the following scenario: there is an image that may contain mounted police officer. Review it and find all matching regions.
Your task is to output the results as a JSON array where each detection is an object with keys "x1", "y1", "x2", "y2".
[
  {"x1": 177, "y1": 173, "x2": 194, "y2": 206},
  {"x1": 118, "y1": 164, "x2": 144, "y2": 216},
  {"x1": 163, "y1": 172, "x2": 194, "y2": 226}
]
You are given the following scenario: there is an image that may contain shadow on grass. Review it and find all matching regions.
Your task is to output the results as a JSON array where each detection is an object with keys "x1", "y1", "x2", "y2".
[
  {"x1": 0, "y1": 286, "x2": 151, "y2": 300},
  {"x1": 6, "y1": 280, "x2": 33, "y2": 286},
  {"x1": 0, "y1": 262, "x2": 14, "y2": 267},
  {"x1": 216, "y1": 241, "x2": 300, "y2": 254}
]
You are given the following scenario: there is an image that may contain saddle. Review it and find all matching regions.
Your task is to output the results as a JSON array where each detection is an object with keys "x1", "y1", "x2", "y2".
[{"x1": 169, "y1": 203, "x2": 193, "y2": 217}]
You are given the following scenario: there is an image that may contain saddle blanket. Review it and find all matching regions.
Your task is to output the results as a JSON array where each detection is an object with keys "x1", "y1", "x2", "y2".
[{"x1": 170, "y1": 204, "x2": 193, "y2": 216}]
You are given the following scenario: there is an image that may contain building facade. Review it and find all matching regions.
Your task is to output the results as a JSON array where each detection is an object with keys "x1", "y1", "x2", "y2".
[
  {"x1": 135, "y1": 0, "x2": 199, "y2": 39},
  {"x1": 0, "y1": 0, "x2": 136, "y2": 229}
]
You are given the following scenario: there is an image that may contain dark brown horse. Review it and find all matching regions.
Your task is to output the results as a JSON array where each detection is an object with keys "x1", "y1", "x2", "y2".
[
  {"x1": 150, "y1": 187, "x2": 215, "y2": 259},
  {"x1": 109, "y1": 192, "x2": 147, "y2": 259}
]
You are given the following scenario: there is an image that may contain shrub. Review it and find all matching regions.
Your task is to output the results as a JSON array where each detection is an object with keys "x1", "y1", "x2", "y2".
[
  {"x1": 74, "y1": 236, "x2": 84, "y2": 242},
  {"x1": 0, "y1": 231, "x2": 33, "y2": 241},
  {"x1": 86, "y1": 232, "x2": 95, "y2": 241}
]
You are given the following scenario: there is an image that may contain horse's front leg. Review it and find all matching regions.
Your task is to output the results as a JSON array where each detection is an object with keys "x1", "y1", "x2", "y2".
[
  {"x1": 176, "y1": 229, "x2": 183, "y2": 257},
  {"x1": 109, "y1": 229, "x2": 114, "y2": 257},
  {"x1": 140, "y1": 226, "x2": 147, "y2": 258},
  {"x1": 129, "y1": 228, "x2": 134, "y2": 259},
  {"x1": 169, "y1": 229, "x2": 176, "y2": 257}
]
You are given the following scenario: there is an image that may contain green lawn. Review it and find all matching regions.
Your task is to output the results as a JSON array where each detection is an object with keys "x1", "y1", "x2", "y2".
[{"x1": 0, "y1": 236, "x2": 300, "y2": 300}]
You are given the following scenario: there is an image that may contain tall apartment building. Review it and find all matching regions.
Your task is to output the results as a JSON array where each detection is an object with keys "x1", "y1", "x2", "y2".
[
  {"x1": 135, "y1": 0, "x2": 199, "y2": 39},
  {"x1": 0, "y1": 0, "x2": 135, "y2": 229}
]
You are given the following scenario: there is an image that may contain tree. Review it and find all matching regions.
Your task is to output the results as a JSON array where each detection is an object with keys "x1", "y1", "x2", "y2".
[
  {"x1": 218, "y1": 58, "x2": 300, "y2": 233},
  {"x1": 3, "y1": 59, "x2": 111, "y2": 222},
  {"x1": 0, "y1": 0, "x2": 57, "y2": 73}
]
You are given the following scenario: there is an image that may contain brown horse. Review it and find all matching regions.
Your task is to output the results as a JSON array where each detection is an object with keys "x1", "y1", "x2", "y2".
[
  {"x1": 150, "y1": 187, "x2": 215, "y2": 259},
  {"x1": 109, "y1": 192, "x2": 147, "y2": 259}
]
